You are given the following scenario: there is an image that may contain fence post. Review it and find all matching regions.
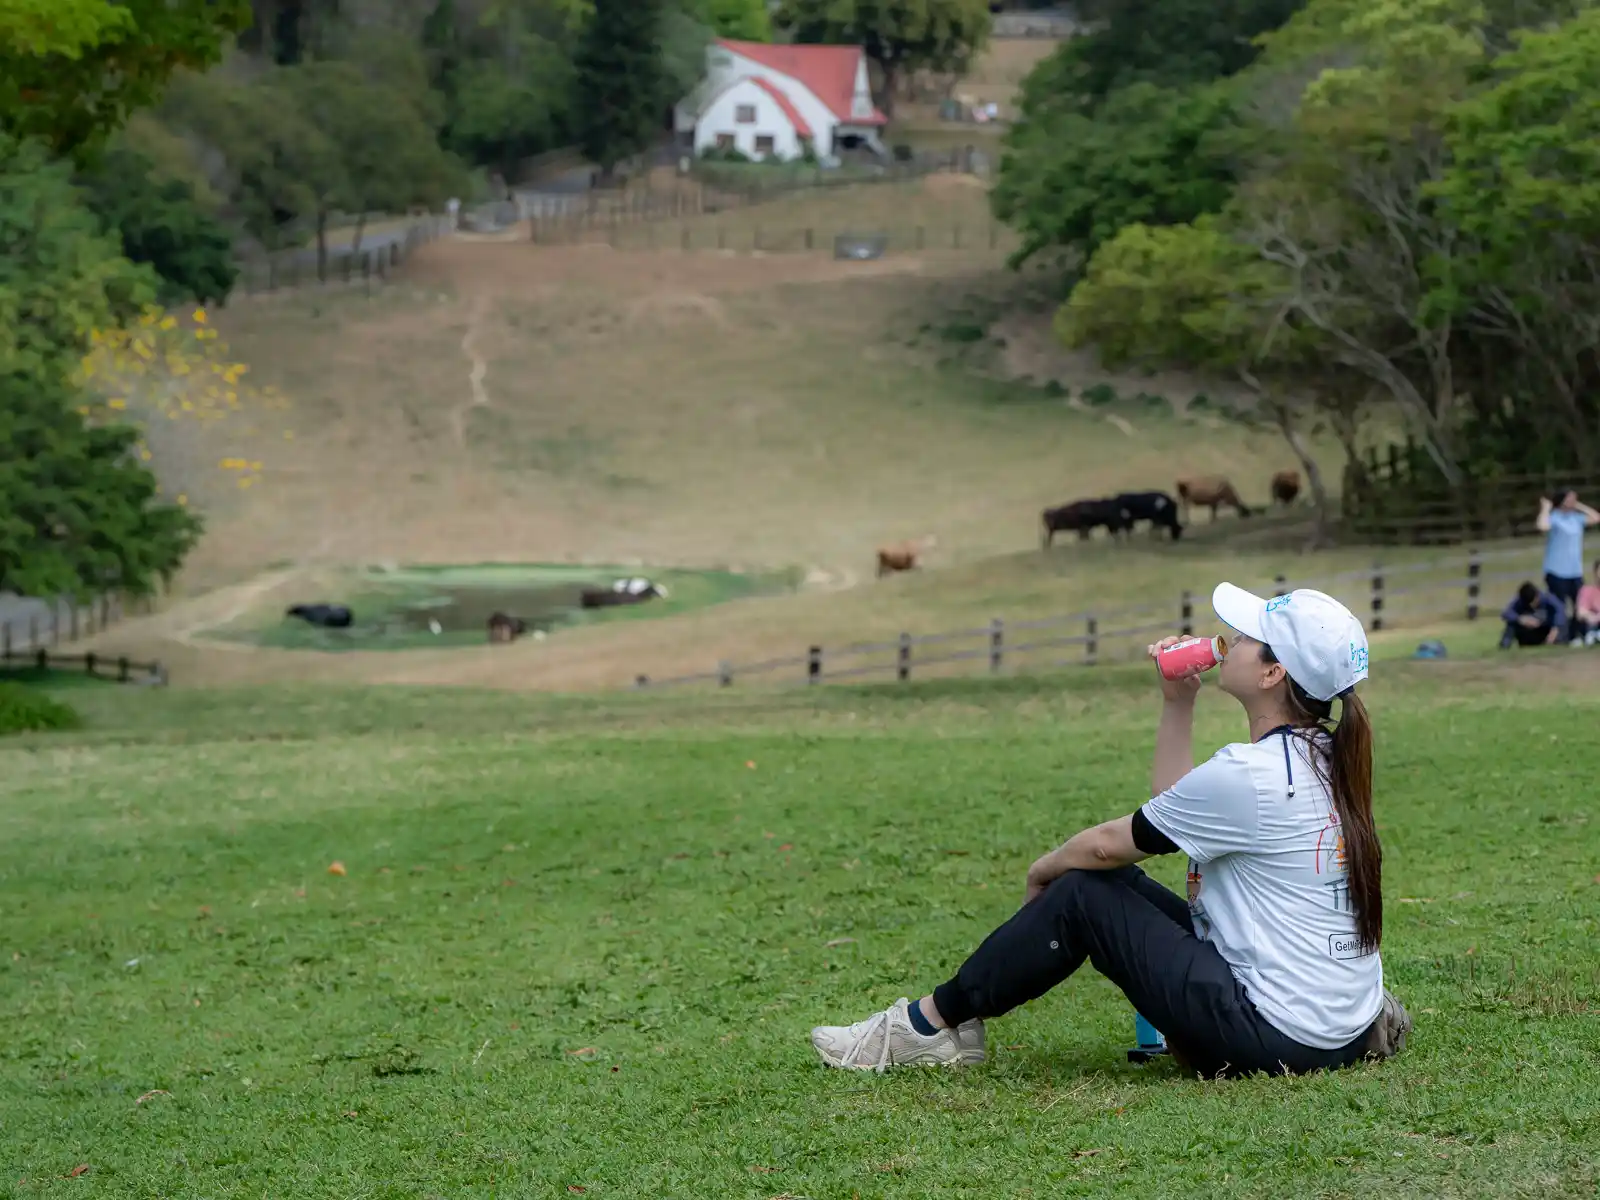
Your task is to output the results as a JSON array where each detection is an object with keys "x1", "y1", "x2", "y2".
[
  {"x1": 1180, "y1": 590, "x2": 1193, "y2": 637},
  {"x1": 1273, "y1": 574, "x2": 1288, "y2": 597},
  {"x1": 35, "y1": 648, "x2": 47, "y2": 671},
  {"x1": 989, "y1": 618, "x2": 1004, "y2": 673},
  {"x1": 85, "y1": 652, "x2": 96, "y2": 678},
  {"x1": 1086, "y1": 615, "x2": 1098, "y2": 665},
  {"x1": 898, "y1": 633, "x2": 912, "y2": 682},
  {"x1": 805, "y1": 227, "x2": 814, "y2": 251},
  {"x1": 118, "y1": 656, "x2": 130, "y2": 682},
  {"x1": 807, "y1": 645, "x2": 822, "y2": 684},
  {"x1": 1370, "y1": 566, "x2": 1385, "y2": 632},
  {"x1": 718, "y1": 659, "x2": 732, "y2": 687},
  {"x1": 99, "y1": 594, "x2": 110, "y2": 628},
  {"x1": 1466, "y1": 549, "x2": 1481, "y2": 620}
]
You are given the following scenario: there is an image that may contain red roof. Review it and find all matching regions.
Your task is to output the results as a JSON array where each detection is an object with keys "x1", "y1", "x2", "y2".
[
  {"x1": 749, "y1": 76, "x2": 813, "y2": 138},
  {"x1": 716, "y1": 38, "x2": 888, "y2": 126}
]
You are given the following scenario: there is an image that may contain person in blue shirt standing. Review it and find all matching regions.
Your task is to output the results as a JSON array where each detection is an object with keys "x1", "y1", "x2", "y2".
[{"x1": 1539, "y1": 490, "x2": 1600, "y2": 641}]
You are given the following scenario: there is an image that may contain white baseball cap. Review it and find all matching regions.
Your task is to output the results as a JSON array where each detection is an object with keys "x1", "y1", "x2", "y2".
[{"x1": 1212, "y1": 583, "x2": 1370, "y2": 702}]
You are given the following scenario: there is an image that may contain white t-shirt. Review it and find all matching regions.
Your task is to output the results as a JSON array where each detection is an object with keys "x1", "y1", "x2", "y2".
[{"x1": 1142, "y1": 732, "x2": 1384, "y2": 1049}]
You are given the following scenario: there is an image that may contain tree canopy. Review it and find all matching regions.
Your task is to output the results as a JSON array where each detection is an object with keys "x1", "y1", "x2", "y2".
[
  {"x1": 573, "y1": 0, "x2": 673, "y2": 175},
  {"x1": 0, "y1": 0, "x2": 252, "y2": 152},
  {"x1": 1036, "y1": 0, "x2": 1600, "y2": 517},
  {"x1": 773, "y1": 0, "x2": 992, "y2": 117}
]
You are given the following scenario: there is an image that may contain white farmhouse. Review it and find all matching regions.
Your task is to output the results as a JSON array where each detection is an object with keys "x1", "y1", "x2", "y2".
[{"x1": 674, "y1": 38, "x2": 889, "y2": 162}]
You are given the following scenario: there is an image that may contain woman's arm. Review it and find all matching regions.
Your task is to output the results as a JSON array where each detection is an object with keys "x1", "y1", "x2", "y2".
[
  {"x1": 1151, "y1": 699, "x2": 1197, "y2": 797},
  {"x1": 1537, "y1": 497, "x2": 1553, "y2": 532},
  {"x1": 1576, "y1": 501, "x2": 1600, "y2": 525}
]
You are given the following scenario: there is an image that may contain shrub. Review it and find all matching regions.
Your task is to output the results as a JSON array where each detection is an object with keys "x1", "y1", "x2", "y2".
[{"x1": 0, "y1": 684, "x2": 82, "y2": 735}]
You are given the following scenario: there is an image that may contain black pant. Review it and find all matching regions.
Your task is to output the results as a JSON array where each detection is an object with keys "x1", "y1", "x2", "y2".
[
  {"x1": 930, "y1": 866, "x2": 1368, "y2": 1077},
  {"x1": 1547, "y1": 573, "x2": 1582, "y2": 626},
  {"x1": 1502, "y1": 621, "x2": 1554, "y2": 648}
]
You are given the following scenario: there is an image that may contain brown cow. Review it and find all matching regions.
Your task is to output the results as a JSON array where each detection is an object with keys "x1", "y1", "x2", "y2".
[
  {"x1": 1270, "y1": 470, "x2": 1302, "y2": 506},
  {"x1": 487, "y1": 611, "x2": 527, "y2": 643},
  {"x1": 1176, "y1": 475, "x2": 1253, "y2": 521},
  {"x1": 877, "y1": 535, "x2": 937, "y2": 578}
]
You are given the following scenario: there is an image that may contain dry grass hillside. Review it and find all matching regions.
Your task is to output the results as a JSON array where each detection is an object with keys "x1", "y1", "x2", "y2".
[{"x1": 77, "y1": 179, "x2": 1449, "y2": 691}]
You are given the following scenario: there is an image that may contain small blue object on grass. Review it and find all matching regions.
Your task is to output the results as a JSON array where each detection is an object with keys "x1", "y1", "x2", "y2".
[
  {"x1": 1128, "y1": 1011, "x2": 1169, "y2": 1064},
  {"x1": 1413, "y1": 639, "x2": 1448, "y2": 660}
]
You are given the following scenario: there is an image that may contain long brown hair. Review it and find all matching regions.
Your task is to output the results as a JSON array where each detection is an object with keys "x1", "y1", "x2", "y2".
[{"x1": 1261, "y1": 645, "x2": 1382, "y2": 951}]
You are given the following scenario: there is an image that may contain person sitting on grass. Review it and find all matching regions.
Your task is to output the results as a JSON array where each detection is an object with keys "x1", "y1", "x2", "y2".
[
  {"x1": 810, "y1": 585, "x2": 1412, "y2": 1077},
  {"x1": 1499, "y1": 582, "x2": 1566, "y2": 649},
  {"x1": 1577, "y1": 562, "x2": 1600, "y2": 647}
]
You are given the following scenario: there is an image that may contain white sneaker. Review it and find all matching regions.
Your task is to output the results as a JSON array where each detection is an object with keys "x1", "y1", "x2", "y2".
[{"x1": 809, "y1": 997, "x2": 985, "y2": 1071}]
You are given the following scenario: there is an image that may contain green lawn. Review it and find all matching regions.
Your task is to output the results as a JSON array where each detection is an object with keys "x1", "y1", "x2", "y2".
[{"x1": 2, "y1": 665, "x2": 1596, "y2": 1197}]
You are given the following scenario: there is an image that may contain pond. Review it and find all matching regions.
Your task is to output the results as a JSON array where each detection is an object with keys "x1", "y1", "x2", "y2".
[{"x1": 209, "y1": 563, "x2": 798, "y2": 652}]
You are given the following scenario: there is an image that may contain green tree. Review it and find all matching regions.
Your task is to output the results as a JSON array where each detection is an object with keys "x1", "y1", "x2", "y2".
[
  {"x1": 0, "y1": 0, "x2": 252, "y2": 153},
  {"x1": 1061, "y1": 217, "x2": 1346, "y2": 542},
  {"x1": 573, "y1": 0, "x2": 670, "y2": 177},
  {"x1": 694, "y1": 0, "x2": 772, "y2": 39},
  {"x1": 993, "y1": 0, "x2": 1303, "y2": 269},
  {"x1": 773, "y1": 0, "x2": 992, "y2": 118},
  {"x1": 0, "y1": 136, "x2": 200, "y2": 598},
  {"x1": 992, "y1": 81, "x2": 1243, "y2": 267},
  {"x1": 1432, "y1": 6, "x2": 1600, "y2": 471},
  {"x1": 78, "y1": 143, "x2": 239, "y2": 305}
]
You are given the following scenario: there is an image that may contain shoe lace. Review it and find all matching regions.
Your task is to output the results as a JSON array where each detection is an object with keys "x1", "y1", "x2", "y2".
[{"x1": 840, "y1": 1002, "x2": 906, "y2": 1072}]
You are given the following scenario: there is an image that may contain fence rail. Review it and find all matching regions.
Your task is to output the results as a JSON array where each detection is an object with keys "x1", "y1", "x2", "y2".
[
  {"x1": 0, "y1": 593, "x2": 165, "y2": 684},
  {"x1": 550, "y1": 219, "x2": 1012, "y2": 257},
  {"x1": 231, "y1": 215, "x2": 454, "y2": 297},
  {"x1": 631, "y1": 544, "x2": 1544, "y2": 692}
]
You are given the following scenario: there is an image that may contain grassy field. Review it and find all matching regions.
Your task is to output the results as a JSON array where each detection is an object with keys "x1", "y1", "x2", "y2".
[{"x1": 3, "y1": 659, "x2": 1596, "y2": 1196}]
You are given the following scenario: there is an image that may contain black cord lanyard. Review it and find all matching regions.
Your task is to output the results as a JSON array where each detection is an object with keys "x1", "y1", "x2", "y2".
[{"x1": 1256, "y1": 723, "x2": 1299, "y2": 799}]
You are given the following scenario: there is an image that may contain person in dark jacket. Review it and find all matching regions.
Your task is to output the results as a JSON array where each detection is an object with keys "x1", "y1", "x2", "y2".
[{"x1": 1500, "y1": 581, "x2": 1566, "y2": 648}]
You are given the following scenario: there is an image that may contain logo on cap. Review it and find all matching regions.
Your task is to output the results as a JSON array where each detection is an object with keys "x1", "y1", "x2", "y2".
[
  {"x1": 1266, "y1": 595, "x2": 1292, "y2": 613},
  {"x1": 1350, "y1": 643, "x2": 1368, "y2": 671}
]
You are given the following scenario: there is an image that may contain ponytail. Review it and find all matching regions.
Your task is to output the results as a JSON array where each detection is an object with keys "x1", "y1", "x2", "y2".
[
  {"x1": 1261, "y1": 648, "x2": 1383, "y2": 951},
  {"x1": 1329, "y1": 692, "x2": 1381, "y2": 951}
]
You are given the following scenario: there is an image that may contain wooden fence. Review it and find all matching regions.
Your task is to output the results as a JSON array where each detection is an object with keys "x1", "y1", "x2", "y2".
[
  {"x1": 527, "y1": 149, "x2": 988, "y2": 245},
  {"x1": 1342, "y1": 443, "x2": 1600, "y2": 545},
  {"x1": 569, "y1": 218, "x2": 1013, "y2": 256},
  {"x1": 630, "y1": 544, "x2": 1543, "y2": 691},
  {"x1": 0, "y1": 593, "x2": 166, "y2": 685},
  {"x1": 231, "y1": 215, "x2": 455, "y2": 297},
  {"x1": 1, "y1": 648, "x2": 166, "y2": 686}
]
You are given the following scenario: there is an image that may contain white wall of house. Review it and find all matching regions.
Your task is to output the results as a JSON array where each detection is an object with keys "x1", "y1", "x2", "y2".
[
  {"x1": 706, "y1": 45, "x2": 841, "y2": 155},
  {"x1": 692, "y1": 78, "x2": 804, "y2": 160},
  {"x1": 849, "y1": 58, "x2": 875, "y2": 121}
]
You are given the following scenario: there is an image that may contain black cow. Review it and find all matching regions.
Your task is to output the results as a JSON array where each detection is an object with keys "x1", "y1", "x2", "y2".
[
  {"x1": 487, "y1": 611, "x2": 527, "y2": 643},
  {"x1": 1041, "y1": 499, "x2": 1131, "y2": 548},
  {"x1": 1115, "y1": 490, "x2": 1184, "y2": 541},
  {"x1": 286, "y1": 603, "x2": 353, "y2": 628},
  {"x1": 578, "y1": 581, "x2": 668, "y2": 609}
]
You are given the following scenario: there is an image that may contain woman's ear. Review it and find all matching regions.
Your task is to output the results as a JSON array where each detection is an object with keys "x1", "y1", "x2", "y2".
[{"x1": 1258, "y1": 660, "x2": 1287, "y2": 691}]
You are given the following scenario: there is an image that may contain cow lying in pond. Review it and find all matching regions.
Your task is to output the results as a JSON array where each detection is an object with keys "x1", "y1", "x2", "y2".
[
  {"x1": 286, "y1": 603, "x2": 353, "y2": 628},
  {"x1": 1041, "y1": 499, "x2": 1130, "y2": 547},
  {"x1": 1115, "y1": 490, "x2": 1183, "y2": 541},
  {"x1": 487, "y1": 611, "x2": 527, "y2": 643},
  {"x1": 579, "y1": 578, "x2": 670, "y2": 609}
]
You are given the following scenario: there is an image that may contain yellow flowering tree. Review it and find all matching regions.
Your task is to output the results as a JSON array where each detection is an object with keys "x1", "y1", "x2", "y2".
[{"x1": 76, "y1": 305, "x2": 293, "y2": 512}]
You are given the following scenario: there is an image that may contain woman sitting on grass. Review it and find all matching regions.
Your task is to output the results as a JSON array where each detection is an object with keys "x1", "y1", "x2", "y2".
[{"x1": 810, "y1": 584, "x2": 1411, "y2": 1077}]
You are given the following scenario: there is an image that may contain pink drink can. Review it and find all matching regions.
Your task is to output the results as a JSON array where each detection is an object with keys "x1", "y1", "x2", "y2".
[{"x1": 1156, "y1": 634, "x2": 1227, "y2": 680}]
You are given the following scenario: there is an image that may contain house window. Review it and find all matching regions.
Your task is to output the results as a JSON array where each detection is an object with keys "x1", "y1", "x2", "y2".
[
  {"x1": 735, "y1": 104, "x2": 757, "y2": 124},
  {"x1": 715, "y1": 132, "x2": 735, "y2": 149},
  {"x1": 755, "y1": 135, "x2": 775, "y2": 156}
]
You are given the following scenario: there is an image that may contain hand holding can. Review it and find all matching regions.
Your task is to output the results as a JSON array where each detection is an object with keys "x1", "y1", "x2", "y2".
[{"x1": 1155, "y1": 634, "x2": 1227, "y2": 681}]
